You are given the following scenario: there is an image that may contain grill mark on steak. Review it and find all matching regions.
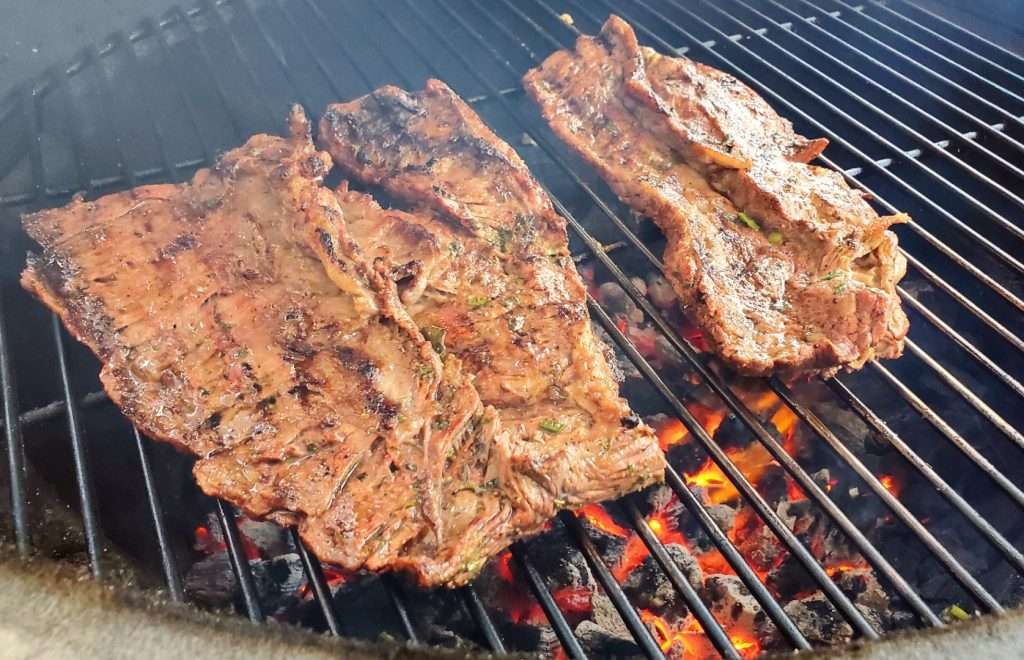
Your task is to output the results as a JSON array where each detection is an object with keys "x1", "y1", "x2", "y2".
[
  {"x1": 523, "y1": 16, "x2": 909, "y2": 379},
  {"x1": 319, "y1": 79, "x2": 665, "y2": 529}
]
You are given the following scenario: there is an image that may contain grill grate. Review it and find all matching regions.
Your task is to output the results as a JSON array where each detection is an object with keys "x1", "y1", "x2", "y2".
[{"x1": 1, "y1": 1, "x2": 1023, "y2": 657}]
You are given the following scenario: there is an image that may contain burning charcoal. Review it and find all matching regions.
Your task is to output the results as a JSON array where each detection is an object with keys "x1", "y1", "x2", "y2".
[
  {"x1": 574, "y1": 507, "x2": 629, "y2": 561},
  {"x1": 646, "y1": 273, "x2": 677, "y2": 309},
  {"x1": 598, "y1": 281, "x2": 643, "y2": 323},
  {"x1": 654, "y1": 334, "x2": 684, "y2": 371},
  {"x1": 766, "y1": 555, "x2": 817, "y2": 601},
  {"x1": 643, "y1": 485, "x2": 685, "y2": 520},
  {"x1": 623, "y1": 544, "x2": 702, "y2": 614},
  {"x1": 237, "y1": 517, "x2": 291, "y2": 557},
  {"x1": 575, "y1": 619, "x2": 642, "y2": 657},
  {"x1": 783, "y1": 592, "x2": 853, "y2": 644},
  {"x1": 835, "y1": 568, "x2": 890, "y2": 631},
  {"x1": 523, "y1": 525, "x2": 598, "y2": 591},
  {"x1": 705, "y1": 575, "x2": 773, "y2": 641}
]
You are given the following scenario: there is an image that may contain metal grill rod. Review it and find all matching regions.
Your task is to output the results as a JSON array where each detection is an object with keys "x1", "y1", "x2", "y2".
[
  {"x1": 0, "y1": 294, "x2": 30, "y2": 556},
  {"x1": 563, "y1": 513, "x2": 668, "y2": 659},
  {"x1": 135, "y1": 429, "x2": 185, "y2": 603},
  {"x1": 868, "y1": 361, "x2": 1024, "y2": 510},
  {"x1": 889, "y1": 0, "x2": 1024, "y2": 70},
  {"x1": 828, "y1": 378, "x2": 1024, "y2": 574},
  {"x1": 460, "y1": 587, "x2": 507, "y2": 654},
  {"x1": 396, "y1": 0, "x2": 864, "y2": 641},
  {"x1": 52, "y1": 316, "x2": 104, "y2": 578},
  {"x1": 903, "y1": 338, "x2": 1024, "y2": 451},
  {"x1": 621, "y1": 499, "x2": 744, "y2": 658},
  {"x1": 822, "y1": 0, "x2": 1024, "y2": 114},
  {"x1": 452, "y1": 0, "x2": 985, "y2": 621},
  {"x1": 897, "y1": 289, "x2": 1024, "y2": 401},
  {"x1": 756, "y1": 0, "x2": 1024, "y2": 160},
  {"x1": 639, "y1": 0, "x2": 1024, "y2": 277},
  {"x1": 723, "y1": 0, "x2": 1024, "y2": 185},
  {"x1": 291, "y1": 528, "x2": 345, "y2": 636},
  {"x1": 216, "y1": 501, "x2": 264, "y2": 622},
  {"x1": 511, "y1": 544, "x2": 588, "y2": 659}
]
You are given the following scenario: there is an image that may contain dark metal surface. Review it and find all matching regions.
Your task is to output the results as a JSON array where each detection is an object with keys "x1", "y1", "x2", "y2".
[{"x1": 1, "y1": 0, "x2": 1023, "y2": 657}]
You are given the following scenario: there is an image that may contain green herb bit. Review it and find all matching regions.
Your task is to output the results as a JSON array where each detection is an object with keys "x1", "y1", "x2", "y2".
[
  {"x1": 415, "y1": 363, "x2": 435, "y2": 379},
  {"x1": 736, "y1": 211, "x2": 760, "y2": 231},
  {"x1": 468, "y1": 295, "x2": 490, "y2": 308},
  {"x1": 422, "y1": 325, "x2": 446, "y2": 355},
  {"x1": 539, "y1": 419, "x2": 566, "y2": 434},
  {"x1": 833, "y1": 282, "x2": 847, "y2": 295},
  {"x1": 767, "y1": 231, "x2": 784, "y2": 245},
  {"x1": 433, "y1": 417, "x2": 450, "y2": 430},
  {"x1": 820, "y1": 270, "x2": 845, "y2": 281},
  {"x1": 944, "y1": 604, "x2": 970, "y2": 621}
]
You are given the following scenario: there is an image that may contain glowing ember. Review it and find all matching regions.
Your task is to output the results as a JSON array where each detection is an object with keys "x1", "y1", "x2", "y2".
[
  {"x1": 770, "y1": 406, "x2": 799, "y2": 444},
  {"x1": 496, "y1": 550, "x2": 514, "y2": 582},
  {"x1": 577, "y1": 504, "x2": 629, "y2": 538},
  {"x1": 641, "y1": 610, "x2": 704, "y2": 654},
  {"x1": 825, "y1": 561, "x2": 868, "y2": 577},
  {"x1": 613, "y1": 534, "x2": 652, "y2": 583},
  {"x1": 508, "y1": 586, "x2": 592, "y2": 625},
  {"x1": 684, "y1": 443, "x2": 777, "y2": 505},
  {"x1": 730, "y1": 631, "x2": 761, "y2": 658},
  {"x1": 879, "y1": 474, "x2": 901, "y2": 497}
]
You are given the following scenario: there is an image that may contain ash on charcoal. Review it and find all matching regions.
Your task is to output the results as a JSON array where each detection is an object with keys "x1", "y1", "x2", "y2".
[
  {"x1": 591, "y1": 591, "x2": 636, "y2": 643},
  {"x1": 623, "y1": 544, "x2": 702, "y2": 614},
  {"x1": 705, "y1": 575, "x2": 772, "y2": 640},
  {"x1": 645, "y1": 273, "x2": 677, "y2": 309},
  {"x1": 186, "y1": 553, "x2": 304, "y2": 614},
  {"x1": 642, "y1": 486, "x2": 686, "y2": 520},
  {"x1": 705, "y1": 503, "x2": 737, "y2": 534},
  {"x1": 575, "y1": 619, "x2": 642, "y2": 657},
  {"x1": 783, "y1": 592, "x2": 853, "y2": 644},
  {"x1": 598, "y1": 282, "x2": 644, "y2": 324}
]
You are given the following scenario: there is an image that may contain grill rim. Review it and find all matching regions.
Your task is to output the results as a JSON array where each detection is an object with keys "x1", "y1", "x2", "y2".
[{"x1": 0, "y1": 0, "x2": 1022, "y2": 657}]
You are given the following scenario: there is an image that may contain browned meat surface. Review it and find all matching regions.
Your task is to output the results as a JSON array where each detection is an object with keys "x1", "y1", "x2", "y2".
[
  {"x1": 319, "y1": 79, "x2": 665, "y2": 521},
  {"x1": 523, "y1": 16, "x2": 908, "y2": 379},
  {"x1": 22, "y1": 108, "x2": 543, "y2": 586}
]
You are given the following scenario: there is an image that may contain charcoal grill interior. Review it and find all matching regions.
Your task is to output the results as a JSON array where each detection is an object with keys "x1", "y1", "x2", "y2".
[{"x1": 1, "y1": 0, "x2": 1023, "y2": 657}]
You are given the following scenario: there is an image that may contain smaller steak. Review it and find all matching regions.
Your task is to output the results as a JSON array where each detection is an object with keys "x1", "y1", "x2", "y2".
[{"x1": 523, "y1": 16, "x2": 908, "y2": 379}]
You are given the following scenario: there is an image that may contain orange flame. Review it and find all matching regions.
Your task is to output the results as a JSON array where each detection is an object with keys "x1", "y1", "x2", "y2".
[
  {"x1": 684, "y1": 443, "x2": 776, "y2": 505},
  {"x1": 825, "y1": 560, "x2": 868, "y2": 577},
  {"x1": 656, "y1": 403, "x2": 726, "y2": 451},
  {"x1": 577, "y1": 504, "x2": 629, "y2": 538},
  {"x1": 613, "y1": 534, "x2": 652, "y2": 583},
  {"x1": 656, "y1": 418, "x2": 687, "y2": 452}
]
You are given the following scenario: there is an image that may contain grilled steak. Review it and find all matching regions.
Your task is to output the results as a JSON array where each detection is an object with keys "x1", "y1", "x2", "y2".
[
  {"x1": 523, "y1": 16, "x2": 908, "y2": 379},
  {"x1": 319, "y1": 79, "x2": 665, "y2": 522},
  {"x1": 22, "y1": 108, "x2": 546, "y2": 586}
]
